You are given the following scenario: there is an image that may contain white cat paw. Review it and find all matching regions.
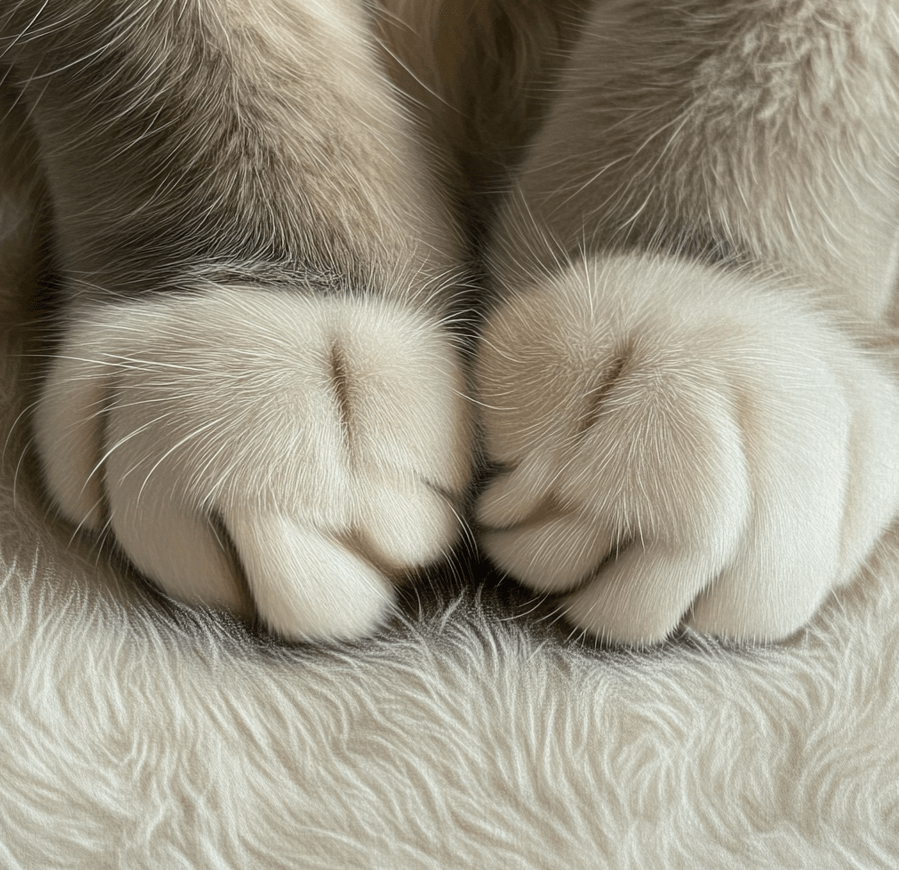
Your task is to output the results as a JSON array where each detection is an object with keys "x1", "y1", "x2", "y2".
[
  {"x1": 35, "y1": 287, "x2": 471, "y2": 640},
  {"x1": 475, "y1": 255, "x2": 899, "y2": 644}
]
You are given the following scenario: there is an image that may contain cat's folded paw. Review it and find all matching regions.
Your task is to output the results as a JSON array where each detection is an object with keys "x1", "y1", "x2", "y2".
[
  {"x1": 476, "y1": 255, "x2": 899, "y2": 644},
  {"x1": 35, "y1": 287, "x2": 471, "y2": 640}
]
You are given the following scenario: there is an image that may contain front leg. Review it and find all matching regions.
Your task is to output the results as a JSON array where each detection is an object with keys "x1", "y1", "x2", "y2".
[
  {"x1": 3, "y1": 0, "x2": 471, "y2": 639},
  {"x1": 475, "y1": 0, "x2": 899, "y2": 643},
  {"x1": 496, "y1": 0, "x2": 899, "y2": 320}
]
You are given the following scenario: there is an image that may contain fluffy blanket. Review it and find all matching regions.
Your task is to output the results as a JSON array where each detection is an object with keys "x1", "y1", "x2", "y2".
[{"x1": 1, "y1": 205, "x2": 898, "y2": 870}]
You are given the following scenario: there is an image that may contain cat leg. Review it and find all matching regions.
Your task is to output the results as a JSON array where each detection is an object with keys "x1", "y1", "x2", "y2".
[
  {"x1": 4, "y1": 0, "x2": 471, "y2": 639},
  {"x1": 475, "y1": 0, "x2": 899, "y2": 643}
]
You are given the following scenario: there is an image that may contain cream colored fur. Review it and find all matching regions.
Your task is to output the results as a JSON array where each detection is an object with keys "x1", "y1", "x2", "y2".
[
  {"x1": 3, "y1": 0, "x2": 899, "y2": 645},
  {"x1": 36, "y1": 288, "x2": 469, "y2": 638},
  {"x1": 477, "y1": 256, "x2": 899, "y2": 642},
  {"x1": 471, "y1": 0, "x2": 899, "y2": 642},
  {"x1": 3, "y1": 0, "x2": 471, "y2": 641}
]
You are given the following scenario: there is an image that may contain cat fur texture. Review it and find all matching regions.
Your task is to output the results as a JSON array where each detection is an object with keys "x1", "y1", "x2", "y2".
[{"x1": 2, "y1": 0, "x2": 899, "y2": 644}]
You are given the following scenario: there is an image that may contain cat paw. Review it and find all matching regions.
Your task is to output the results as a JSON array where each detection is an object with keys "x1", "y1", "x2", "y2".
[
  {"x1": 34, "y1": 287, "x2": 471, "y2": 640},
  {"x1": 475, "y1": 255, "x2": 899, "y2": 644}
]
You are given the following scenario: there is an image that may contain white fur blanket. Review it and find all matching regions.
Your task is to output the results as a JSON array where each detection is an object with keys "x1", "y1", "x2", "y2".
[{"x1": 2, "y1": 232, "x2": 898, "y2": 869}]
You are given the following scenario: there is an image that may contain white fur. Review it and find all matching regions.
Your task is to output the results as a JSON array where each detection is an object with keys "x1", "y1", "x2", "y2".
[
  {"x1": 469, "y1": 0, "x2": 899, "y2": 643},
  {"x1": 35, "y1": 288, "x2": 470, "y2": 639},
  {"x1": 1, "y1": 1, "x2": 899, "y2": 863},
  {"x1": 4, "y1": 373, "x2": 899, "y2": 866},
  {"x1": 8, "y1": 0, "x2": 899, "y2": 646},
  {"x1": 476, "y1": 255, "x2": 899, "y2": 643}
]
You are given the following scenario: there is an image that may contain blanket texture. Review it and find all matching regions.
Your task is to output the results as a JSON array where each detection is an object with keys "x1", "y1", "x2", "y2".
[{"x1": 1, "y1": 194, "x2": 898, "y2": 870}]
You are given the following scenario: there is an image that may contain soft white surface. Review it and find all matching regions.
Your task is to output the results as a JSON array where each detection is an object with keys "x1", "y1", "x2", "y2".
[{"x1": 3, "y1": 290, "x2": 899, "y2": 869}]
